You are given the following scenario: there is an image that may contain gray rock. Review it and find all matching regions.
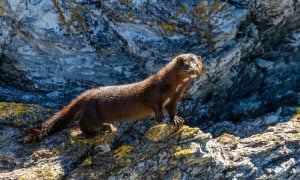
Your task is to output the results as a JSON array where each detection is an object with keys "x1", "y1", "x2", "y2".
[
  {"x1": 255, "y1": 58, "x2": 274, "y2": 70},
  {"x1": 1, "y1": 102, "x2": 299, "y2": 179}
]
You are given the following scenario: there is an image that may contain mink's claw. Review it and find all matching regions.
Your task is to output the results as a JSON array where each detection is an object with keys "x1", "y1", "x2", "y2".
[{"x1": 172, "y1": 116, "x2": 184, "y2": 130}]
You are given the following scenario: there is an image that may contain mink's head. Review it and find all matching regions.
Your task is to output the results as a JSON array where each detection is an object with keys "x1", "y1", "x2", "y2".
[{"x1": 175, "y1": 53, "x2": 205, "y2": 80}]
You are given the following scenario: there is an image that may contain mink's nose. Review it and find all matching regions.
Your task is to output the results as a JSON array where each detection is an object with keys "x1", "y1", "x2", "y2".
[{"x1": 191, "y1": 70, "x2": 198, "y2": 75}]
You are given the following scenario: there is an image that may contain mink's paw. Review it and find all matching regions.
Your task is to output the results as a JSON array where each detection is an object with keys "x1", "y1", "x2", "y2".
[
  {"x1": 172, "y1": 116, "x2": 184, "y2": 130},
  {"x1": 155, "y1": 112, "x2": 164, "y2": 123}
]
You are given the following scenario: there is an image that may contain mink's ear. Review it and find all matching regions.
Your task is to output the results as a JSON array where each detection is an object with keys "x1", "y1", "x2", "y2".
[
  {"x1": 176, "y1": 56, "x2": 184, "y2": 65},
  {"x1": 197, "y1": 56, "x2": 203, "y2": 62}
]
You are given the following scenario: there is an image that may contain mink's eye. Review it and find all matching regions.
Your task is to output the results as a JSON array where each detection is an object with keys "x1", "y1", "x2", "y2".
[{"x1": 183, "y1": 61, "x2": 191, "y2": 69}]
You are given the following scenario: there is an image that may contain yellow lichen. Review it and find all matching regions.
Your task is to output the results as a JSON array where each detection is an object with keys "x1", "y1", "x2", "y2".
[
  {"x1": 177, "y1": 126, "x2": 199, "y2": 140},
  {"x1": 145, "y1": 124, "x2": 175, "y2": 142},
  {"x1": 70, "y1": 129, "x2": 81, "y2": 138},
  {"x1": 13, "y1": 118, "x2": 23, "y2": 126},
  {"x1": 197, "y1": 17, "x2": 210, "y2": 23},
  {"x1": 158, "y1": 164, "x2": 165, "y2": 171},
  {"x1": 178, "y1": 5, "x2": 187, "y2": 14},
  {"x1": 82, "y1": 156, "x2": 93, "y2": 166},
  {"x1": 127, "y1": 12, "x2": 135, "y2": 19},
  {"x1": 33, "y1": 149, "x2": 52, "y2": 158},
  {"x1": 35, "y1": 165, "x2": 60, "y2": 179},
  {"x1": 0, "y1": 6, "x2": 5, "y2": 16},
  {"x1": 218, "y1": 133, "x2": 239, "y2": 146},
  {"x1": 98, "y1": 151, "x2": 105, "y2": 156},
  {"x1": 173, "y1": 172, "x2": 181, "y2": 180},
  {"x1": 212, "y1": 2, "x2": 222, "y2": 10},
  {"x1": 0, "y1": 102, "x2": 32, "y2": 118},
  {"x1": 58, "y1": 12, "x2": 71, "y2": 28},
  {"x1": 18, "y1": 175, "x2": 30, "y2": 180},
  {"x1": 292, "y1": 133, "x2": 300, "y2": 139},
  {"x1": 51, "y1": 148, "x2": 59, "y2": 156},
  {"x1": 173, "y1": 148, "x2": 195, "y2": 158},
  {"x1": 161, "y1": 24, "x2": 176, "y2": 34},
  {"x1": 292, "y1": 108, "x2": 300, "y2": 120},
  {"x1": 0, "y1": 102, "x2": 52, "y2": 126},
  {"x1": 194, "y1": 3, "x2": 206, "y2": 14},
  {"x1": 114, "y1": 145, "x2": 134, "y2": 160},
  {"x1": 176, "y1": 5, "x2": 187, "y2": 17},
  {"x1": 73, "y1": 131, "x2": 116, "y2": 146},
  {"x1": 120, "y1": 0, "x2": 129, "y2": 4},
  {"x1": 71, "y1": 6, "x2": 88, "y2": 30}
]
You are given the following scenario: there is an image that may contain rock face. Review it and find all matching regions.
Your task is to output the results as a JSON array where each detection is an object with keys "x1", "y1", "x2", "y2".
[
  {"x1": 0, "y1": 102, "x2": 299, "y2": 179},
  {"x1": 0, "y1": 0, "x2": 300, "y2": 179},
  {"x1": 0, "y1": 0, "x2": 298, "y2": 111}
]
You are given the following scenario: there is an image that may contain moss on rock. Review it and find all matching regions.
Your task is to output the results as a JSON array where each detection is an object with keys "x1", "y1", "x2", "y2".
[{"x1": 0, "y1": 102, "x2": 52, "y2": 127}]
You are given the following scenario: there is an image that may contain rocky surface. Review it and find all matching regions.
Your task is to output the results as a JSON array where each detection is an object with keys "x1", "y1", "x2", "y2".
[
  {"x1": 0, "y1": 102, "x2": 299, "y2": 179},
  {"x1": 1, "y1": 0, "x2": 300, "y2": 179}
]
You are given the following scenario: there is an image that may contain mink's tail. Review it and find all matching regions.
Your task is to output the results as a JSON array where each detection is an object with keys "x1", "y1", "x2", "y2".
[{"x1": 19, "y1": 99, "x2": 81, "y2": 143}]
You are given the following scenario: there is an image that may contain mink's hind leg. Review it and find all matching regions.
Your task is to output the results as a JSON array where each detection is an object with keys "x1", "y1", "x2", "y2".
[
  {"x1": 79, "y1": 118, "x2": 99, "y2": 137},
  {"x1": 77, "y1": 107, "x2": 102, "y2": 137}
]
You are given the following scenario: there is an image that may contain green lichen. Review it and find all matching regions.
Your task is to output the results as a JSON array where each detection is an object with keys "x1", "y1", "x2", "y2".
[{"x1": 113, "y1": 145, "x2": 134, "y2": 160}]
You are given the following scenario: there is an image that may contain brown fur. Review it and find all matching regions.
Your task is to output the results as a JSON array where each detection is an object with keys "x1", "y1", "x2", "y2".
[{"x1": 20, "y1": 54, "x2": 204, "y2": 143}]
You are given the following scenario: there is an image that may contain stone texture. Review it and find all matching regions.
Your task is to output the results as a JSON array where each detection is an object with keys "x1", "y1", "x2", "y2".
[
  {"x1": 0, "y1": 0, "x2": 300, "y2": 179},
  {"x1": 0, "y1": 102, "x2": 299, "y2": 179},
  {"x1": 0, "y1": 0, "x2": 299, "y2": 124}
]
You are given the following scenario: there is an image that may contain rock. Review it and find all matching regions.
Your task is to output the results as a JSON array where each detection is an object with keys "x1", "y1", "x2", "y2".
[
  {"x1": 281, "y1": 91, "x2": 298, "y2": 106},
  {"x1": 0, "y1": 0, "x2": 299, "y2": 123},
  {"x1": 0, "y1": 0, "x2": 300, "y2": 178},
  {"x1": 68, "y1": 113, "x2": 300, "y2": 179},
  {"x1": 255, "y1": 58, "x2": 274, "y2": 70},
  {"x1": 292, "y1": 75, "x2": 300, "y2": 91},
  {"x1": 0, "y1": 102, "x2": 117, "y2": 179},
  {"x1": 0, "y1": 102, "x2": 299, "y2": 179}
]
